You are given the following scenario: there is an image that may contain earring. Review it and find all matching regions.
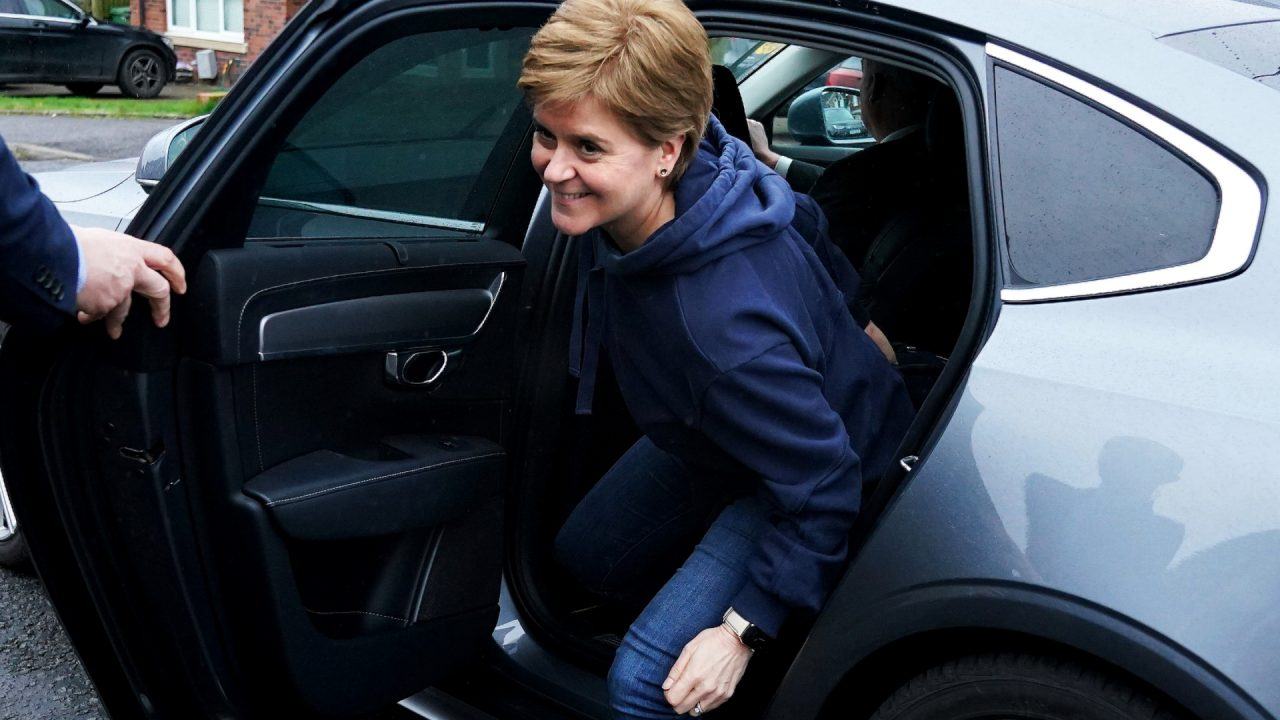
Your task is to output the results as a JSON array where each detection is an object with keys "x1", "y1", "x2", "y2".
[{"x1": 659, "y1": 168, "x2": 669, "y2": 177}]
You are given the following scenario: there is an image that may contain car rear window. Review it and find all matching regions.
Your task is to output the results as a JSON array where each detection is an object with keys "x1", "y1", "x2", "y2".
[
  {"x1": 1160, "y1": 20, "x2": 1280, "y2": 92},
  {"x1": 993, "y1": 67, "x2": 1220, "y2": 287}
]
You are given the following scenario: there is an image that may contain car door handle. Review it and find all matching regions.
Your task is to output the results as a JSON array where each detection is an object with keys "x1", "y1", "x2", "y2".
[
  {"x1": 385, "y1": 349, "x2": 459, "y2": 387},
  {"x1": 899, "y1": 455, "x2": 919, "y2": 473}
]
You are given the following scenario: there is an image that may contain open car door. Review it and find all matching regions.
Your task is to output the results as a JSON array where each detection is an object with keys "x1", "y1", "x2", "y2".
[{"x1": 0, "y1": 2, "x2": 552, "y2": 717}]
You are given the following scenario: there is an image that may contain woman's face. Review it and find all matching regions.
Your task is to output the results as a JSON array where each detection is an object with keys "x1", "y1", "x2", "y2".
[{"x1": 531, "y1": 96, "x2": 680, "y2": 241}]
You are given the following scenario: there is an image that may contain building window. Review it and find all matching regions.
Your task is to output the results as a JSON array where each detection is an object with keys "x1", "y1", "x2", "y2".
[{"x1": 168, "y1": 0, "x2": 243, "y2": 41}]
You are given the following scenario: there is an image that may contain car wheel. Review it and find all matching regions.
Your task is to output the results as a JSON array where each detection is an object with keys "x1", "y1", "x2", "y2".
[
  {"x1": 870, "y1": 653, "x2": 1184, "y2": 720},
  {"x1": 65, "y1": 82, "x2": 104, "y2": 97},
  {"x1": 0, "y1": 468, "x2": 30, "y2": 571},
  {"x1": 117, "y1": 49, "x2": 166, "y2": 99}
]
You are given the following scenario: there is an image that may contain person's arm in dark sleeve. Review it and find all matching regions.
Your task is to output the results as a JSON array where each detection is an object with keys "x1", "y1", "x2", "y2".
[
  {"x1": 696, "y1": 341, "x2": 863, "y2": 638},
  {"x1": 780, "y1": 157, "x2": 823, "y2": 194},
  {"x1": 0, "y1": 137, "x2": 80, "y2": 331}
]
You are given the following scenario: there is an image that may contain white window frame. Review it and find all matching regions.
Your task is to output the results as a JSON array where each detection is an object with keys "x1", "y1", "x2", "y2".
[{"x1": 167, "y1": 0, "x2": 243, "y2": 43}]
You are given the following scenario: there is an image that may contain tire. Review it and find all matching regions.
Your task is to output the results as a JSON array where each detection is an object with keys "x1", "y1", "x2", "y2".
[
  {"x1": 0, "y1": 468, "x2": 30, "y2": 571},
  {"x1": 65, "y1": 82, "x2": 104, "y2": 96},
  {"x1": 871, "y1": 653, "x2": 1184, "y2": 720},
  {"x1": 117, "y1": 49, "x2": 166, "y2": 99}
]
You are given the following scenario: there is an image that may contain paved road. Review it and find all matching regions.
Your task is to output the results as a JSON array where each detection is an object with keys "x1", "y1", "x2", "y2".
[
  {"x1": 0, "y1": 114, "x2": 177, "y2": 173},
  {"x1": 0, "y1": 567, "x2": 103, "y2": 720},
  {"x1": 0, "y1": 112, "x2": 171, "y2": 719}
]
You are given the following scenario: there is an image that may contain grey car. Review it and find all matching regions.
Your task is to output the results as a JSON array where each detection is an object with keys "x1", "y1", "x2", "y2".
[{"x1": 0, "y1": 1, "x2": 1278, "y2": 719}]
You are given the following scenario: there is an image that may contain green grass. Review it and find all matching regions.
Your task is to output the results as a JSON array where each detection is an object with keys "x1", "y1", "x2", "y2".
[{"x1": 0, "y1": 95, "x2": 220, "y2": 119}]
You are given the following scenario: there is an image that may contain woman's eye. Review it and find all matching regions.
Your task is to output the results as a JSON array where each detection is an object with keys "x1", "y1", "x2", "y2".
[
  {"x1": 580, "y1": 141, "x2": 601, "y2": 155},
  {"x1": 533, "y1": 127, "x2": 554, "y2": 144}
]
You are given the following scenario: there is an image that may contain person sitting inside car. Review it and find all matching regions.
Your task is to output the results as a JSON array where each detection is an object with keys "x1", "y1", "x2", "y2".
[
  {"x1": 517, "y1": 1, "x2": 915, "y2": 717},
  {"x1": 748, "y1": 59, "x2": 939, "y2": 262}
]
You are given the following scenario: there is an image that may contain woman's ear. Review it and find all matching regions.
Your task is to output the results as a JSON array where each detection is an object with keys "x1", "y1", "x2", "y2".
[{"x1": 659, "y1": 134, "x2": 686, "y2": 172}]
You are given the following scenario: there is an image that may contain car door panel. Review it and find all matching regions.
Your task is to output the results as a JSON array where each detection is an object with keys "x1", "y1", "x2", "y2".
[
  {"x1": 1, "y1": 4, "x2": 548, "y2": 718},
  {"x1": 187, "y1": 239, "x2": 521, "y2": 363},
  {"x1": 164, "y1": 234, "x2": 527, "y2": 715}
]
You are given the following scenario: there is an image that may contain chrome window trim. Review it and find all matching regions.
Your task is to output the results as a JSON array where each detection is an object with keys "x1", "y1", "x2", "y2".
[
  {"x1": 987, "y1": 43, "x2": 1263, "y2": 303},
  {"x1": 256, "y1": 196, "x2": 485, "y2": 234},
  {"x1": 0, "y1": 12, "x2": 78, "y2": 22}
]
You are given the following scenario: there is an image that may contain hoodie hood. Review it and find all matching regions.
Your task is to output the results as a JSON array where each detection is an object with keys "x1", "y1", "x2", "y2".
[
  {"x1": 570, "y1": 115, "x2": 798, "y2": 413},
  {"x1": 598, "y1": 114, "x2": 796, "y2": 276}
]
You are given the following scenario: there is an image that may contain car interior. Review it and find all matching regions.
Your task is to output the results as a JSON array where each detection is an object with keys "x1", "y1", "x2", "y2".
[
  {"x1": 13, "y1": 7, "x2": 981, "y2": 718},
  {"x1": 513, "y1": 39, "x2": 975, "y2": 711}
]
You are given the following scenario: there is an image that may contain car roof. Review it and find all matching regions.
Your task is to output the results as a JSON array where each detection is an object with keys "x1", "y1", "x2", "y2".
[{"x1": 840, "y1": 0, "x2": 1280, "y2": 39}]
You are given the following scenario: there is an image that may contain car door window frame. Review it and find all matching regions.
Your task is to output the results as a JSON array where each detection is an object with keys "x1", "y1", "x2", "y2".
[
  {"x1": 140, "y1": 5, "x2": 549, "y2": 253},
  {"x1": 0, "y1": 0, "x2": 79, "y2": 22},
  {"x1": 989, "y1": 43, "x2": 1263, "y2": 303}
]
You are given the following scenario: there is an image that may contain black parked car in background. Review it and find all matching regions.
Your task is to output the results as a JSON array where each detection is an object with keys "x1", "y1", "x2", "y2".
[{"x1": 0, "y1": 0, "x2": 175, "y2": 98}]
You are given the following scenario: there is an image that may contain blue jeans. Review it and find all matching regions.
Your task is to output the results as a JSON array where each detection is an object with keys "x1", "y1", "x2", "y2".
[{"x1": 555, "y1": 437, "x2": 771, "y2": 719}]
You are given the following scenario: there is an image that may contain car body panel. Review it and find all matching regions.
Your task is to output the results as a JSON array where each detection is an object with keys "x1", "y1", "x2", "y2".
[
  {"x1": 33, "y1": 160, "x2": 144, "y2": 230},
  {"x1": 765, "y1": 3, "x2": 1280, "y2": 718}
]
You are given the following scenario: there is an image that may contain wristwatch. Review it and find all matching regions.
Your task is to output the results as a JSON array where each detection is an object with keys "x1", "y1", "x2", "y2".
[{"x1": 721, "y1": 607, "x2": 771, "y2": 651}]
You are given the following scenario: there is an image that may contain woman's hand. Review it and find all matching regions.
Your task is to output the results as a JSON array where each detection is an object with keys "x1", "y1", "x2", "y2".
[
  {"x1": 864, "y1": 321, "x2": 897, "y2": 365},
  {"x1": 663, "y1": 624, "x2": 752, "y2": 715}
]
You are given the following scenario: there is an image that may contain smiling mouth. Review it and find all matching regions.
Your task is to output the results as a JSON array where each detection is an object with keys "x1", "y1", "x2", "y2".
[{"x1": 555, "y1": 191, "x2": 591, "y2": 201}]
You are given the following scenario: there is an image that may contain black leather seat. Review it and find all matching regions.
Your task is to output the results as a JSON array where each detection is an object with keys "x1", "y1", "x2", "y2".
[
  {"x1": 811, "y1": 89, "x2": 972, "y2": 356},
  {"x1": 711, "y1": 64, "x2": 752, "y2": 145}
]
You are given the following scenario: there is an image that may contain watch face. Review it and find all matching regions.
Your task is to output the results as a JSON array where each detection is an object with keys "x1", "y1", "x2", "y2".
[{"x1": 741, "y1": 625, "x2": 770, "y2": 650}]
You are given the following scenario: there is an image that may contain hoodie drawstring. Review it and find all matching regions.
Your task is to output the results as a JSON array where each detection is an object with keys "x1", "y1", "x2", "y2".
[{"x1": 568, "y1": 234, "x2": 604, "y2": 415}]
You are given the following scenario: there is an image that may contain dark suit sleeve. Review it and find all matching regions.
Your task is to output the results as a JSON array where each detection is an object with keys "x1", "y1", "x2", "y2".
[
  {"x1": 0, "y1": 137, "x2": 79, "y2": 331},
  {"x1": 783, "y1": 158, "x2": 823, "y2": 194}
]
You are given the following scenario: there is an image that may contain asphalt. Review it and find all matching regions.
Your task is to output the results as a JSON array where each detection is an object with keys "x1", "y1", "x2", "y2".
[
  {"x1": 0, "y1": 567, "x2": 104, "y2": 720},
  {"x1": 0, "y1": 114, "x2": 178, "y2": 173}
]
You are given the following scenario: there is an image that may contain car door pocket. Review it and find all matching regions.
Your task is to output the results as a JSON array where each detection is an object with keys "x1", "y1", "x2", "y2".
[{"x1": 243, "y1": 433, "x2": 505, "y2": 541}]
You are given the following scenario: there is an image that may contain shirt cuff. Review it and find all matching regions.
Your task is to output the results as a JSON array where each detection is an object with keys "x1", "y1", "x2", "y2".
[
  {"x1": 730, "y1": 578, "x2": 788, "y2": 639},
  {"x1": 74, "y1": 234, "x2": 87, "y2": 293},
  {"x1": 773, "y1": 155, "x2": 793, "y2": 179}
]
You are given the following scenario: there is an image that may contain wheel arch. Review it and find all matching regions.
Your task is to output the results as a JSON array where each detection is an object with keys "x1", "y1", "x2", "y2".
[{"x1": 767, "y1": 581, "x2": 1271, "y2": 720}]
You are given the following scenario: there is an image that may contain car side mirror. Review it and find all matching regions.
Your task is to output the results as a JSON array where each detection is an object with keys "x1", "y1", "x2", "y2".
[
  {"x1": 76, "y1": 11, "x2": 93, "y2": 27},
  {"x1": 786, "y1": 86, "x2": 865, "y2": 146},
  {"x1": 135, "y1": 115, "x2": 207, "y2": 193}
]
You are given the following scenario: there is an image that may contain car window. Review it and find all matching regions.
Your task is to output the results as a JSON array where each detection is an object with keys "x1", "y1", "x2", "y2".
[
  {"x1": 18, "y1": 0, "x2": 78, "y2": 17},
  {"x1": 247, "y1": 27, "x2": 535, "y2": 240},
  {"x1": 709, "y1": 37, "x2": 785, "y2": 81},
  {"x1": 993, "y1": 67, "x2": 1219, "y2": 287},
  {"x1": 768, "y1": 56, "x2": 872, "y2": 151}
]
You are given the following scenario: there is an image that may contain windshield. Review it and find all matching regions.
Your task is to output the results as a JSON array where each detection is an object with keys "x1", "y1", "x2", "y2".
[{"x1": 709, "y1": 38, "x2": 786, "y2": 81}]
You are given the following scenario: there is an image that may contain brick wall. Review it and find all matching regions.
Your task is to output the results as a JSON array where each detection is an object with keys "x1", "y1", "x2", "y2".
[
  {"x1": 125, "y1": 0, "x2": 304, "y2": 80},
  {"x1": 127, "y1": 0, "x2": 166, "y2": 36}
]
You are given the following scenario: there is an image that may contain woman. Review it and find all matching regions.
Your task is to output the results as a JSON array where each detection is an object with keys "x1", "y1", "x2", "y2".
[{"x1": 518, "y1": 1, "x2": 914, "y2": 717}]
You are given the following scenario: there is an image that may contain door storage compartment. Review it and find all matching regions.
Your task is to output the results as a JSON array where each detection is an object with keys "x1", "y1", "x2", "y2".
[{"x1": 243, "y1": 434, "x2": 505, "y2": 540}]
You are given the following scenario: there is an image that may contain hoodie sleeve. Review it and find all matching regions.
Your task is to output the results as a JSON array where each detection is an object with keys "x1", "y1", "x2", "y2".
[
  {"x1": 696, "y1": 340, "x2": 861, "y2": 638},
  {"x1": 791, "y1": 193, "x2": 871, "y2": 329}
]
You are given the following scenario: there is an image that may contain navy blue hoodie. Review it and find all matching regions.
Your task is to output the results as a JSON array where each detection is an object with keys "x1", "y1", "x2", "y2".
[{"x1": 569, "y1": 116, "x2": 914, "y2": 637}]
